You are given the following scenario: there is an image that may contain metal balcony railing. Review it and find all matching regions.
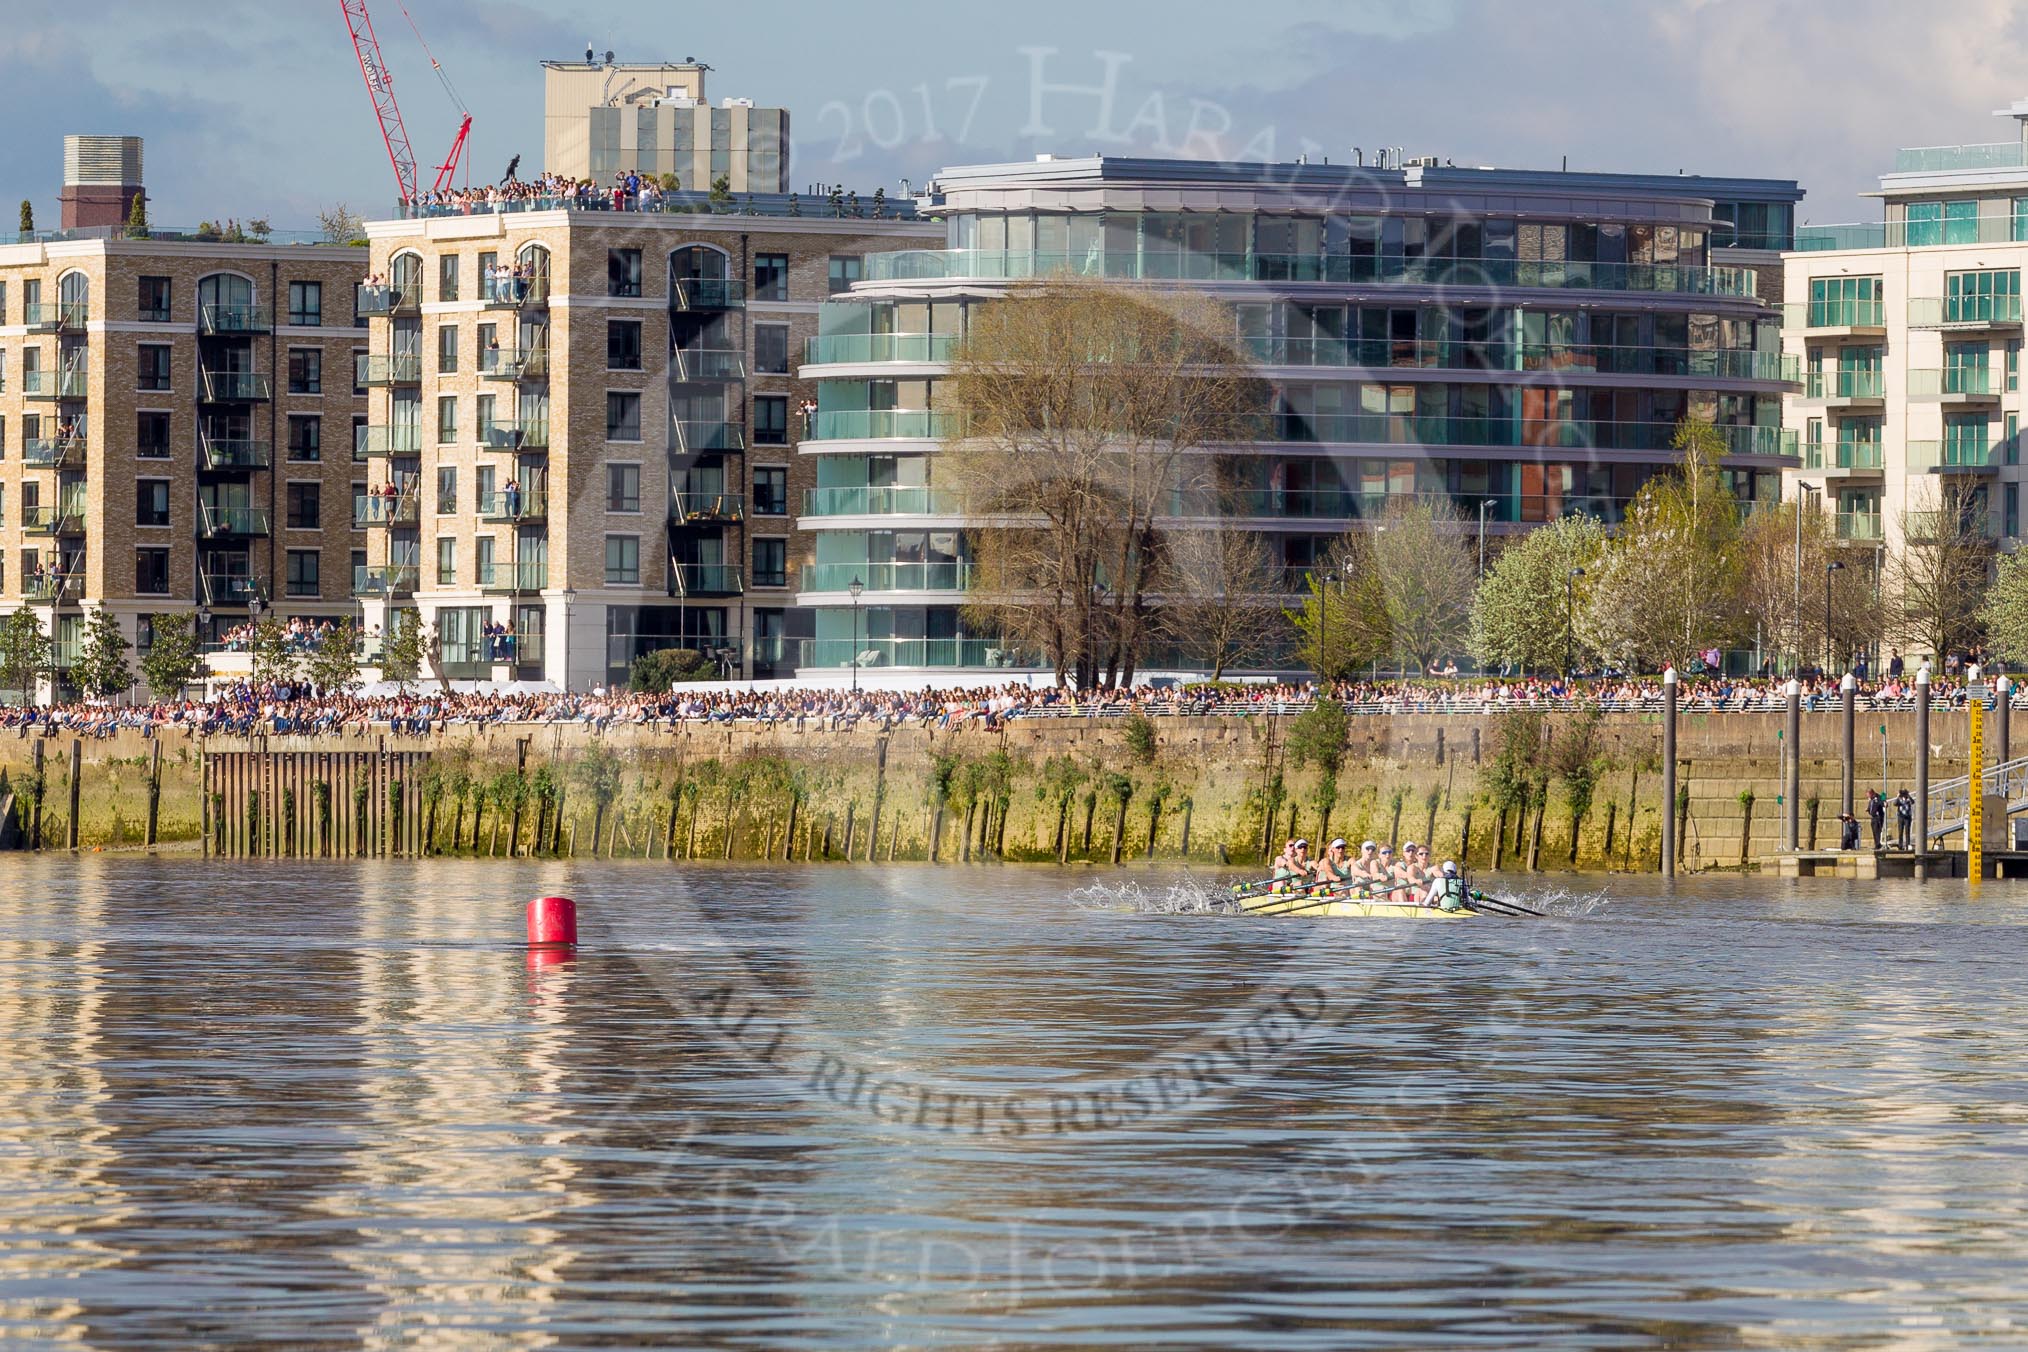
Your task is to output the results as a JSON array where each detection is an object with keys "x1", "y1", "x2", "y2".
[
  {"x1": 673, "y1": 347, "x2": 746, "y2": 380},
  {"x1": 24, "y1": 505, "x2": 84, "y2": 536},
  {"x1": 24, "y1": 573, "x2": 80, "y2": 604},
  {"x1": 199, "y1": 572, "x2": 263, "y2": 607},
  {"x1": 355, "y1": 494, "x2": 421, "y2": 527},
  {"x1": 24, "y1": 301, "x2": 87, "y2": 332},
  {"x1": 672, "y1": 420, "x2": 745, "y2": 453},
  {"x1": 23, "y1": 369, "x2": 89, "y2": 399},
  {"x1": 480, "y1": 275, "x2": 550, "y2": 308}
]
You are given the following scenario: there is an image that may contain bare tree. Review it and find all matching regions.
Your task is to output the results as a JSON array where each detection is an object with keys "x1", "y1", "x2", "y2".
[
  {"x1": 938, "y1": 281, "x2": 1265, "y2": 687},
  {"x1": 318, "y1": 203, "x2": 365, "y2": 246},
  {"x1": 1888, "y1": 477, "x2": 1993, "y2": 661},
  {"x1": 1738, "y1": 501, "x2": 1879, "y2": 673},
  {"x1": 1160, "y1": 526, "x2": 1285, "y2": 678}
]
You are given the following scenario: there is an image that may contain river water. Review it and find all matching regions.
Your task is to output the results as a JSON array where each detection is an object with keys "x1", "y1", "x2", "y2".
[{"x1": 0, "y1": 858, "x2": 2024, "y2": 1348}]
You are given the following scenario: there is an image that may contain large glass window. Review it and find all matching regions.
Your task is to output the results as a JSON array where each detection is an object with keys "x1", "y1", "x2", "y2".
[
  {"x1": 753, "y1": 394, "x2": 788, "y2": 445},
  {"x1": 753, "y1": 324, "x2": 790, "y2": 374},
  {"x1": 287, "y1": 281, "x2": 321, "y2": 326},
  {"x1": 605, "y1": 534, "x2": 640, "y2": 585},
  {"x1": 607, "y1": 392, "x2": 641, "y2": 441},
  {"x1": 136, "y1": 412, "x2": 170, "y2": 458},
  {"x1": 136, "y1": 480, "x2": 170, "y2": 526},
  {"x1": 608, "y1": 249, "x2": 642, "y2": 297},
  {"x1": 1946, "y1": 269, "x2": 2020, "y2": 323},
  {"x1": 286, "y1": 549, "x2": 320, "y2": 598},
  {"x1": 286, "y1": 482, "x2": 321, "y2": 529},
  {"x1": 288, "y1": 414, "x2": 321, "y2": 461},
  {"x1": 828, "y1": 255, "x2": 863, "y2": 293},
  {"x1": 606, "y1": 463, "x2": 641, "y2": 513},
  {"x1": 752, "y1": 537, "x2": 787, "y2": 587},
  {"x1": 752, "y1": 466, "x2": 787, "y2": 515},
  {"x1": 288, "y1": 348, "x2": 322, "y2": 394},
  {"x1": 138, "y1": 276, "x2": 172, "y2": 322},
  {"x1": 138, "y1": 344, "x2": 171, "y2": 391},
  {"x1": 1808, "y1": 276, "x2": 1883, "y2": 328},
  {"x1": 753, "y1": 252, "x2": 789, "y2": 301},
  {"x1": 136, "y1": 548, "x2": 170, "y2": 594},
  {"x1": 608, "y1": 320, "x2": 643, "y2": 370},
  {"x1": 1944, "y1": 413, "x2": 1990, "y2": 466}
]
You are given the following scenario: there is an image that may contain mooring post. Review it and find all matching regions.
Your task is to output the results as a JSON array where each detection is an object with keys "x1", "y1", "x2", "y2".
[
  {"x1": 1915, "y1": 668, "x2": 1931, "y2": 881},
  {"x1": 1661, "y1": 667, "x2": 1678, "y2": 879},
  {"x1": 1999, "y1": 675, "x2": 2013, "y2": 766},
  {"x1": 67, "y1": 739, "x2": 81, "y2": 851},
  {"x1": 146, "y1": 736, "x2": 162, "y2": 847},
  {"x1": 1784, "y1": 677, "x2": 1800, "y2": 852},
  {"x1": 1840, "y1": 671, "x2": 1856, "y2": 821}
]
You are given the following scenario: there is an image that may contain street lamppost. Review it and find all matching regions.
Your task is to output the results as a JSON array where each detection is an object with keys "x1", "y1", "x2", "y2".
[
  {"x1": 1795, "y1": 481, "x2": 1822, "y2": 673},
  {"x1": 1824, "y1": 560, "x2": 1846, "y2": 674},
  {"x1": 849, "y1": 576, "x2": 864, "y2": 694},
  {"x1": 1479, "y1": 498, "x2": 1497, "y2": 578},
  {"x1": 1318, "y1": 568, "x2": 1336, "y2": 687},
  {"x1": 1565, "y1": 566, "x2": 1586, "y2": 681}
]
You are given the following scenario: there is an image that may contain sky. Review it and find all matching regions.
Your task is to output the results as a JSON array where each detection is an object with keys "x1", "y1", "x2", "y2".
[{"x1": 8, "y1": 0, "x2": 2028, "y2": 230}]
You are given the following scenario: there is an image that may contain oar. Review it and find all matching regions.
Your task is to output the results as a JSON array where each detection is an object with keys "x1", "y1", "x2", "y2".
[
  {"x1": 1466, "y1": 889, "x2": 1545, "y2": 918},
  {"x1": 1239, "y1": 884, "x2": 1376, "y2": 915},
  {"x1": 1234, "y1": 879, "x2": 1347, "y2": 910}
]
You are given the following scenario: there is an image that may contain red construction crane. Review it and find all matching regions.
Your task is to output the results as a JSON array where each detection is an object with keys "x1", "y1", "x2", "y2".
[{"x1": 339, "y1": 0, "x2": 471, "y2": 206}]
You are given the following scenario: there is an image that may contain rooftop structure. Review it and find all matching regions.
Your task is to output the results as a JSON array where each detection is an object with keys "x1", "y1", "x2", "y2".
[{"x1": 542, "y1": 57, "x2": 789, "y2": 193}]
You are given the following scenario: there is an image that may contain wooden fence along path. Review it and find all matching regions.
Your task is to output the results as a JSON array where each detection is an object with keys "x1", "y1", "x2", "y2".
[{"x1": 203, "y1": 742, "x2": 433, "y2": 858}]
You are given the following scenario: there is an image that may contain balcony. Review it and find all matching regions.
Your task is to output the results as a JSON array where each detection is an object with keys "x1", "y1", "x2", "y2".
[
  {"x1": 1909, "y1": 296, "x2": 2024, "y2": 331},
  {"x1": 1781, "y1": 301, "x2": 1887, "y2": 336},
  {"x1": 353, "y1": 565, "x2": 418, "y2": 598},
  {"x1": 1835, "y1": 511, "x2": 1884, "y2": 542},
  {"x1": 673, "y1": 491, "x2": 744, "y2": 524},
  {"x1": 1894, "y1": 142, "x2": 2028, "y2": 173},
  {"x1": 199, "y1": 437, "x2": 272, "y2": 471},
  {"x1": 479, "y1": 563, "x2": 547, "y2": 594},
  {"x1": 804, "y1": 333, "x2": 961, "y2": 367},
  {"x1": 356, "y1": 425, "x2": 422, "y2": 457},
  {"x1": 672, "y1": 563, "x2": 744, "y2": 596},
  {"x1": 1906, "y1": 509, "x2": 2000, "y2": 544},
  {"x1": 199, "y1": 304, "x2": 274, "y2": 335},
  {"x1": 806, "y1": 409, "x2": 951, "y2": 442},
  {"x1": 355, "y1": 283, "x2": 420, "y2": 317},
  {"x1": 1908, "y1": 367, "x2": 2003, "y2": 404},
  {"x1": 1801, "y1": 441, "x2": 1885, "y2": 478},
  {"x1": 800, "y1": 561, "x2": 973, "y2": 593},
  {"x1": 24, "y1": 301, "x2": 87, "y2": 333},
  {"x1": 670, "y1": 277, "x2": 746, "y2": 310},
  {"x1": 479, "y1": 347, "x2": 549, "y2": 382},
  {"x1": 481, "y1": 417, "x2": 551, "y2": 450},
  {"x1": 480, "y1": 276, "x2": 549, "y2": 309},
  {"x1": 672, "y1": 347, "x2": 746, "y2": 380},
  {"x1": 1906, "y1": 440, "x2": 1999, "y2": 474},
  {"x1": 23, "y1": 573, "x2": 80, "y2": 605},
  {"x1": 199, "y1": 369, "x2": 272, "y2": 402},
  {"x1": 197, "y1": 504, "x2": 271, "y2": 539},
  {"x1": 672, "y1": 420, "x2": 745, "y2": 453},
  {"x1": 1800, "y1": 369, "x2": 1886, "y2": 408},
  {"x1": 23, "y1": 370, "x2": 89, "y2": 400},
  {"x1": 800, "y1": 485, "x2": 957, "y2": 517},
  {"x1": 1240, "y1": 336, "x2": 1800, "y2": 385},
  {"x1": 477, "y1": 489, "x2": 548, "y2": 523},
  {"x1": 797, "y1": 637, "x2": 1003, "y2": 670},
  {"x1": 1264, "y1": 414, "x2": 1796, "y2": 457},
  {"x1": 24, "y1": 505, "x2": 84, "y2": 536},
  {"x1": 355, "y1": 494, "x2": 421, "y2": 528},
  {"x1": 23, "y1": 435, "x2": 86, "y2": 469},
  {"x1": 862, "y1": 249, "x2": 1762, "y2": 298},
  {"x1": 361, "y1": 354, "x2": 423, "y2": 386},
  {"x1": 199, "y1": 572, "x2": 263, "y2": 607}
]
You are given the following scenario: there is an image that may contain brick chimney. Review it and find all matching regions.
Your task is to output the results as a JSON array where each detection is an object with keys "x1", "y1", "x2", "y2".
[{"x1": 60, "y1": 135, "x2": 144, "y2": 230}]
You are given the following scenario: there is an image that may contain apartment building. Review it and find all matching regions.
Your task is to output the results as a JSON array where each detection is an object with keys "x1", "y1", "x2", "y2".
[
  {"x1": 0, "y1": 233, "x2": 370, "y2": 692},
  {"x1": 356, "y1": 198, "x2": 939, "y2": 689},
  {"x1": 799, "y1": 154, "x2": 1803, "y2": 675},
  {"x1": 1784, "y1": 101, "x2": 2028, "y2": 557},
  {"x1": 542, "y1": 57, "x2": 790, "y2": 193}
]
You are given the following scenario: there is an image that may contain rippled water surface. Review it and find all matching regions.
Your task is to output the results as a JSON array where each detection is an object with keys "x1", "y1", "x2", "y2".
[{"x1": 1, "y1": 857, "x2": 2026, "y2": 1348}]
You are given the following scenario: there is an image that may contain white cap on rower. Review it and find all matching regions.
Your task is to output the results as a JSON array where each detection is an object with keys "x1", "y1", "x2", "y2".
[
  {"x1": 1441, "y1": 861, "x2": 1458, "y2": 875},
  {"x1": 1329, "y1": 838, "x2": 1347, "y2": 849},
  {"x1": 1361, "y1": 840, "x2": 1377, "y2": 850}
]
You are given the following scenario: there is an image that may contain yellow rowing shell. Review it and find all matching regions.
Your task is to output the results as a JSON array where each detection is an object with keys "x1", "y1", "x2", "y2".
[{"x1": 1241, "y1": 894, "x2": 1480, "y2": 919}]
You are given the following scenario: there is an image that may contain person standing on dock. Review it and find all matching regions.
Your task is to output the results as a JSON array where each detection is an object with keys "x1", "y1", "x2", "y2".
[
  {"x1": 1894, "y1": 789, "x2": 1914, "y2": 850},
  {"x1": 1866, "y1": 790, "x2": 1886, "y2": 850}
]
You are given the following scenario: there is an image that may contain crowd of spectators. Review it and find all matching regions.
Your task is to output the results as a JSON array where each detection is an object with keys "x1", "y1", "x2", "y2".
[
  {"x1": 1, "y1": 667, "x2": 2015, "y2": 742},
  {"x1": 215, "y1": 618, "x2": 349, "y2": 655}
]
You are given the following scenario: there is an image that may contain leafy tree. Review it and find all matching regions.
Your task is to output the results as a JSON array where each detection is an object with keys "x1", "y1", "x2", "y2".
[
  {"x1": 872, "y1": 187, "x2": 888, "y2": 218},
  {"x1": 709, "y1": 174, "x2": 733, "y2": 208},
  {"x1": 249, "y1": 619, "x2": 297, "y2": 686},
  {"x1": 140, "y1": 612, "x2": 204, "y2": 700},
  {"x1": 304, "y1": 620, "x2": 362, "y2": 696},
  {"x1": 380, "y1": 610, "x2": 427, "y2": 690},
  {"x1": 1471, "y1": 515, "x2": 1609, "y2": 674},
  {"x1": 656, "y1": 171, "x2": 681, "y2": 192},
  {"x1": 1285, "y1": 536, "x2": 1391, "y2": 681},
  {"x1": 70, "y1": 609, "x2": 132, "y2": 700},
  {"x1": 123, "y1": 192, "x2": 149, "y2": 240},
  {"x1": 1122, "y1": 714, "x2": 1158, "y2": 765},
  {"x1": 1982, "y1": 547, "x2": 2028, "y2": 666},
  {"x1": 1285, "y1": 698, "x2": 1350, "y2": 833},
  {"x1": 1369, "y1": 496, "x2": 1477, "y2": 674},
  {"x1": 629, "y1": 646, "x2": 713, "y2": 690},
  {"x1": 18, "y1": 200, "x2": 32, "y2": 235},
  {"x1": 0, "y1": 609, "x2": 50, "y2": 705},
  {"x1": 574, "y1": 744, "x2": 626, "y2": 848}
]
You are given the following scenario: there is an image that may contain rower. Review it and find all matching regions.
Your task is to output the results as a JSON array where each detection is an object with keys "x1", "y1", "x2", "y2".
[
  {"x1": 1424, "y1": 860, "x2": 1470, "y2": 911},
  {"x1": 1400, "y1": 841, "x2": 1427, "y2": 890},
  {"x1": 1352, "y1": 840, "x2": 1380, "y2": 882},
  {"x1": 1372, "y1": 845, "x2": 1404, "y2": 897},
  {"x1": 1269, "y1": 839, "x2": 1301, "y2": 891},
  {"x1": 1314, "y1": 838, "x2": 1354, "y2": 888}
]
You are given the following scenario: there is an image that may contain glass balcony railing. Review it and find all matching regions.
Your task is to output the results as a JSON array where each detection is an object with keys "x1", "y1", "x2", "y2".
[
  {"x1": 23, "y1": 436, "x2": 85, "y2": 469},
  {"x1": 672, "y1": 491, "x2": 745, "y2": 523},
  {"x1": 798, "y1": 637, "x2": 1003, "y2": 670},
  {"x1": 1784, "y1": 301, "x2": 1887, "y2": 330},
  {"x1": 672, "y1": 563, "x2": 744, "y2": 595},
  {"x1": 199, "y1": 369, "x2": 271, "y2": 402},
  {"x1": 1906, "y1": 440, "x2": 1996, "y2": 472},
  {"x1": 1908, "y1": 367, "x2": 2001, "y2": 397},
  {"x1": 355, "y1": 495, "x2": 421, "y2": 527},
  {"x1": 672, "y1": 347, "x2": 746, "y2": 380},
  {"x1": 200, "y1": 573, "x2": 262, "y2": 607},
  {"x1": 1835, "y1": 512, "x2": 1883, "y2": 542},
  {"x1": 362, "y1": 354, "x2": 423, "y2": 385},
  {"x1": 1240, "y1": 337, "x2": 1799, "y2": 383},
  {"x1": 673, "y1": 420, "x2": 745, "y2": 452},
  {"x1": 1894, "y1": 142, "x2": 2028, "y2": 173},
  {"x1": 807, "y1": 410, "x2": 952, "y2": 441},
  {"x1": 23, "y1": 505, "x2": 83, "y2": 536},
  {"x1": 1909, "y1": 296, "x2": 2025, "y2": 329},
  {"x1": 355, "y1": 283, "x2": 420, "y2": 317},
  {"x1": 1260, "y1": 414, "x2": 1794, "y2": 457},
  {"x1": 477, "y1": 489, "x2": 548, "y2": 522},
  {"x1": 478, "y1": 347, "x2": 550, "y2": 381},
  {"x1": 23, "y1": 369, "x2": 89, "y2": 399},
  {"x1": 480, "y1": 275, "x2": 551, "y2": 308},
  {"x1": 199, "y1": 437, "x2": 272, "y2": 471},
  {"x1": 356, "y1": 425, "x2": 422, "y2": 457},
  {"x1": 479, "y1": 563, "x2": 548, "y2": 592},
  {"x1": 197, "y1": 505, "x2": 271, "y2": 538},
  {"x1": 480, "y1": 417, "x2": 550, "y2": 450},
  {"x1": 1906, "y1": 509, "x2": 1999, "y2": 542},
  {"x1": 803, "y1": 333, "x2": 961, "y2": 366},
  {"x1": 800, "y1": 561, "x2": 973, "y2": 592},
  {"x1": 24, "y1": 301, "x2": 87, "y2": 332},
  {"x1": 24, "y1": 573, "x2": 80, "y2": 604},
  {"x1": 353, "y1": 565, "x2": 419, "y2": 598},
  {"x1": 863, "y1": 249, "x2": 1762, "y2": 298},
  {"x1": 1803, "y1": 369, "x2": 1886, "y2": 400},
  {"x1": 199, "y1": 304, "x2": 273, "y2": 335},
  {"x1": 1801, "y1": 441, "x2": 1884, "y2": 471},
  {"x1": 670, "y1": 277, "x2": 746, "y2": 309},
  {"x1": 800, "y1": 485, "x2": 957, "y2": 516}
]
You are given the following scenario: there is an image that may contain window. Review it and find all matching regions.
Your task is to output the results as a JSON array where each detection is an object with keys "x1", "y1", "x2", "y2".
[
  {"x1": 753, "y1": 252, "x2": 789, "y2": 301},
  {"x1": 752, "y1": 537, "x2": 787, "y2": 587},
  {"x1": 608, "y1": 319, "x2": 643, "y2": 370},
  {"x1": 2010, "y1": 413, "x2": 2021, "y2": 467},
  {"x1": 437, "y1": 324, "x2": 458, "y2": 373},
  {"x1": 352, "y1": 414, "x2": 368, "y2": 462},
  {"x1": 475, "y1": 535, "x2": 495, "y2": 584},
  {"x1": 352, "y1": 548, "x2": 367, "y2": 589},
  {"x1": 828, "y1": 255, "x2": 863, "y2": 293},
  {"x1": 437, "y1": 395, "x2": 458, "y2": 445},
  {"x1": 135, "y1": 548, "x2": 170, "y2": 594},
  {"x1": 289, "y1": 348, "x2": 322, "y2": 394},
  {"x1": 286, "y1": 550, "x2": 321, "y2": 598},
  {"x1": 437, "y1": 537, "x2": 457, "y2": 585},
  {"x1": 136, "y1": 412, "x2": 171, "y2": 459},
  {"x1": 753, "y1": 394, "x2": 788, "y2": 445},
  {"x1": 138, "y1": 344, "x2": 171, "y2": 391},
  {"x1": 605, "y1": 534, "x2": 640, "y2": 584},
  {"x1": 287, "y1": 280, "x2": 322, "y2": 326},
  {"x1": 287, "y1": 414, "x2": 322, "y2": 461},
  {"x1": 437, "y1": 466, "x2": 457, "y2": 514},
  {"x1": 609, "y1": 248, "x2": 643, "y2": 297},
  {"x1": 287, "y1": 482, "x2": 321, "y2": 530},
  {"x1": 1946, "y1": 269, "x2": 2021, "y2": 325},
  {"x1": 136, "y1": 615, "x2": 154, "y2": 652},
  {"x1": 752, "y1": 466, "x2": 787, "y2": 515},
  {"x1": 753, "y1": 323, "x2": 790, "y2": 374},
  {"x1": 438, "y1": 254, "x2": 460, "y2": 302},
  {"x1": 1807, "y1": 276, "x2": 1883, "y2": 328},
  {"x1": 351, "y1": 349, "x2": 367, "y2": 395},
  {"x1": 607, "y1": 463, "x2": 641, "y2": 513},
  {"x1": 138, "y1": 276, "x2": 172, "y2": 322},
  {"x1": 136, "y1": 480, "x2": 171, "y2": 527},
  {"x1": 607, "y1": 391, "x2": 641, "y2": 441}
]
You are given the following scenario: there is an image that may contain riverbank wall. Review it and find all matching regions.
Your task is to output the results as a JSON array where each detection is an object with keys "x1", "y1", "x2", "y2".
[{"x1": 0, "y1": 706, "x2": 1998, "y2": 870}]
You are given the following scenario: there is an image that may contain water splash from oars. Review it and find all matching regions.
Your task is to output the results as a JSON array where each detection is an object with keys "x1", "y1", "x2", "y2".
[{"x1": 1069, "y1": 879, "x2": 1243, "y2": 914}]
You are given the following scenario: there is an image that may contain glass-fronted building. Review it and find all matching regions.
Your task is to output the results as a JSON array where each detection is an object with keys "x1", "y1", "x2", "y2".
[{"x1": 797, "y1": 155, "x2": 1803, "y2": 676}]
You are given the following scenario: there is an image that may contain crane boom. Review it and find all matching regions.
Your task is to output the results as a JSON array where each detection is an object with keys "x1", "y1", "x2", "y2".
[{"x1": 339, "y1": 0, "x2": 418, "y2": 205}]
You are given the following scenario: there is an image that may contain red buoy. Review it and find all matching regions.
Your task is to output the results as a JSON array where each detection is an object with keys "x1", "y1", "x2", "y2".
[{"x1": 527, "y1": 895, "x2": 578, "y2": 949}]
